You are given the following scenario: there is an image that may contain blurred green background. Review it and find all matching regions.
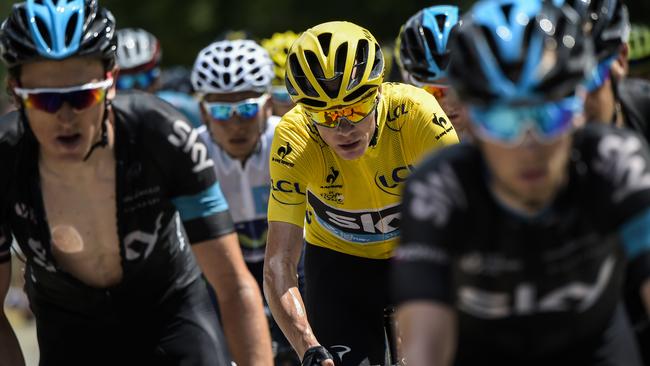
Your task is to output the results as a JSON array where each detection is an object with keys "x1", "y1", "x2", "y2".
[{"x1": 0, "y1": 0, "x2": 649, "y2": 88}]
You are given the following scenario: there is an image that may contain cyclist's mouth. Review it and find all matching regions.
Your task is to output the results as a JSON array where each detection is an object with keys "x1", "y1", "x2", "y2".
[
  {"x1": 56, "y1": 133, "x2": 82, "y2": 149},
  {"x1": 229, "y1": 137, "x2": 249, "y2": 145},
  {"x1": 338, "y1": 140, "x2": 360, "y2": 150}
]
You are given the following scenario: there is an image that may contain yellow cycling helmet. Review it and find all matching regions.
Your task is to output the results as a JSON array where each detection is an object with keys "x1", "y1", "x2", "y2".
[
  {"x1": 285, "y1": 21, "x2": 384, "y2": 110},
  {"x1": 261, "y1": 31, "x2": 300, "y2": 85},
  {"x1": 629, "y1": 24, "x2": 650, "y2": 64}
]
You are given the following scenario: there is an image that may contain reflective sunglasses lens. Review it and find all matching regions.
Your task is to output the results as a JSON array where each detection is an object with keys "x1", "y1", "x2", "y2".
[
  {"x1": 117, "y1": 76, "x2": 135, "y2": 90},
  {"x1": 27, "y1": 93, "x2": 65, "y2": 113},
  {"x1": 310, "y1": 97, "x2": 376, "y2": 128},
  {"x1": 423, "y1": 85, "x2": 448, "y2": 99},
  {"x1": 470, "y1": 107, "x2": 523, "y2": 143},
  {"x1": 236, "y1": 103, "x2": 261, "y2": 119},
  {"x1": 209, "y1": 104, "x2": 234, "y2": 121},
  {"x1": 536, "y1": 98, "x2": 579, "y2": 137},
  {"x1": 272, "y1": 87, "x2": 292, "y2": 103},
  {"x1": 67, "y1": 88, "x2": 105, "y2": 110},
  {"x1": 584, "y1": 57, "x2": 614, "y2": 92}
]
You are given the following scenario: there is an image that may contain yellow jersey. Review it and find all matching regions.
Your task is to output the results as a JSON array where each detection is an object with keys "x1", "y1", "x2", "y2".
[{"x1": 267, "y1": 82, "x2": 459, "y2": 259}]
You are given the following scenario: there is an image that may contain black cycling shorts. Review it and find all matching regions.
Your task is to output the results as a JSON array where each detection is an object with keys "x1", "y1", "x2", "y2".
[
  {"x1": 303, "y1": 243, "x2": 393, "y2": 366},
  {"x1": 27, "y1": 274, "x2": 231, "y2": 366}
]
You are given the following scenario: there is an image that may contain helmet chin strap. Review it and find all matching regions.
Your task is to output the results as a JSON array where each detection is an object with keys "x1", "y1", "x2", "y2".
[{"x1": 83, "y1": 98, "x2": 110, "y2": 161}]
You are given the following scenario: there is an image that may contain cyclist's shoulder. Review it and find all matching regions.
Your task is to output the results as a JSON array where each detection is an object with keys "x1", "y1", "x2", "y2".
[
  {"x1": 381, "y1": 82, "x2": 438, "y2": 106},
  {"x1": 113, "y1": 90, "x2": 197, "y2": 144},
  {"x1": 274, "y1": 106, "x2": 319, "y2": 150},
  {"x1": 379, "y1": 82, "x2": 449, "y2": 133},
  {"x1": 0, "y1": 111, "x2": 23, "y2": 149},
  {"x1": 411, "y1": 142, "x2": 480, "y2": 182}
]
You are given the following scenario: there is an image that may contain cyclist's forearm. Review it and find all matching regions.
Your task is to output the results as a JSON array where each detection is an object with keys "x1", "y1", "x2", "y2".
[
  {"x1": 642, "y1": 278, "x2": 650, "y2": 317},
  {"x1": 218, "y1": 272, "x2": 273, "y2": 366},
  {"x1": 264, "y1": 259, "x2": 318, "y2": 358}
]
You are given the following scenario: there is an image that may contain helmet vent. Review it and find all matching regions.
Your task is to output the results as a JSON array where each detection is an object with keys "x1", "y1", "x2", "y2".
[
  {"x1": 333, "y1": 42, "x2": 347, "y2": 74},
  {"x1": 422, "y1": 26, "x2": 437, "y2": 53},
  {"x1": 223, "y1": 72, "x2": 231, "y2": 85},
  {"x1": 369, "y1": 43, "x2": 384, "y2": 79},
  {"x1": 223, "y1": 57, "x2": 230, "y2": 67},
  {"x1": 435, "y1": 15, "x2": 447, "y2": 32},
  {"x1": 500, "y1": 4, "x2": 514, "y2": 22},
  {"x1": 347, "y1": 39, "x2": 368, "y2": 90},
  {"x1": 289, "y1": 53, "x2": 319, "y2": 97},
  {"x1": 317, "y1": 33, "x2": 332, "y2": 57},
  {"x1": 405, "y1": 28, "x2": 425, "y2": 60},
  {"x1": 343, "y1": 84, "x2": 375, "y2": 103},
  {"x1": 35, "y1": 17, "x2": 52, "y2": 50}
]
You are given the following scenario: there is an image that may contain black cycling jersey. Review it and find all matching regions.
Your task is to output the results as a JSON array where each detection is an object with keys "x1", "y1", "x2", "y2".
[
  {"x1": 0, "y1": 91, "x2": 235, "y2": 363},
  {"x1": 618, "y1": 77, "x2": 650, "y2": 143},
  {"x1": 392, "y1": 124, "x2": 650, "y2": 364}
]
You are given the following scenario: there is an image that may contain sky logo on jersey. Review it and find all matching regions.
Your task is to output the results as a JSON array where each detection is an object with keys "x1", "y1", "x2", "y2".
[
  {"x1": 375, "y1": 165, "x2": 413, "y2": 196},
  {"x1": 124, "y1": 213, "x2": 164, "y2": 261},
  {"x1": 167, "y1": 120, "x2": 215, "y2": 173},
  {"x1": 272, "y1": 142, "x2": 295, "y2": 167},
  {"x1": 308, "y1": 192, "x2": 401, "y2": 243},
  {"x1": 594, "y1": 134, "x2": 650, "y2": 203}
]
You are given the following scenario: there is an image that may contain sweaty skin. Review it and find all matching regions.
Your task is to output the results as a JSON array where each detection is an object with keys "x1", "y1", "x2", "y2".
[{"x1": 21, "y1": 58, "x2": 123, "y2": 287}]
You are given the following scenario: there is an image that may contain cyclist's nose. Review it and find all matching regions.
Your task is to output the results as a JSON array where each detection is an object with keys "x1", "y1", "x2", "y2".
[
  {"x1": 56, "y1": 103, "x2": 77, "y2": 123},
  {"x1": 336, "y1": 119, "x2": 356, "y2": 134}
]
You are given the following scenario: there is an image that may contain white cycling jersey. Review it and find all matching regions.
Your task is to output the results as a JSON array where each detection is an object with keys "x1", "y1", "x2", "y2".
[{"x1": 202, "y1": 116, "x2": 280, "y2": 263}]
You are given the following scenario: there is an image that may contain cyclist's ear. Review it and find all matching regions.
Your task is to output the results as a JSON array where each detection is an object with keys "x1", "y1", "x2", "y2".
[
  {"x1": 6, "y1": 77, "x2": 21, "y2": 109},
  {"x1": 263, "y1": 94, "x2": 273, "y2": 118},
  {"x1": 198, "y1": 98, "x2": 211, "y2": 128},
  {"x1": 106, "y1": 66, "x2": 119, "y2": 100}
]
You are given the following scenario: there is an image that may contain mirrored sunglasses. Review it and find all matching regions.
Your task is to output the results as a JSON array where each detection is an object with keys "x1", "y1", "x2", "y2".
[
  {"x1": 116, "y1": 68, "x2": 161, "y2": 90},
  {"x1": 13, "y1": 78, "x2": 113, "y2": 114},
  {"x1": 468, "y1": 95, "x2": 583, "y2": 146},
  {"x1": 203, "y1": 94, "x2": 270, "y2": 121},
  {"x1": 271, "y1": 85, "x2": 293, "y2": 104},
  {"x1": 306, "y1": 96, "x2": 378, "y2": 129}
]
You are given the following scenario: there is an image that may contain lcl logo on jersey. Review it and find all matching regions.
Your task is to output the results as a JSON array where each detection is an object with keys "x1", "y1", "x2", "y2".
[
  {"x1": 387, "y1": 103, "x2": 409, "y2": 122},
  {"x1": 272, "y1": 142, "x2": 295, "y2": 167},
  {"x1": 271, "y1": 179, "x2": 306, "y2": 195},
  {"x1": 375, "y1": 165, "x2": 413, "y2": 196},
  {"x1": 168, "y1": 120, "x2": 215, "y2": 173}
]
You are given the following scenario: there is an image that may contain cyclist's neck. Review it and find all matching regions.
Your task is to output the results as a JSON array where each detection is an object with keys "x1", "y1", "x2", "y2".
[{"x1": 39, "y1": 119, "x2": 115, "y2": 182}]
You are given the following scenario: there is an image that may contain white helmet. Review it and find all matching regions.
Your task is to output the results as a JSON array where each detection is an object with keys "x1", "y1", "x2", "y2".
[
  {"x1": 116, "y1": 28, "x2": 161, "y2": 71},
  {"x1": 191, "y1": 39, "x2": 274, "y2": 94}
]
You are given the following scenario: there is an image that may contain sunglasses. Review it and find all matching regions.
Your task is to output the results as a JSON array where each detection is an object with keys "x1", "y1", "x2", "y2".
[
  {"x1": 271, "y1": 85, "x2": 293, "y2": 104},
  {"x1": 583, "y1": 55, "x2": 617, "y2": 92},
  {"x1": 13, "y1": 78, "x2": 113, "y2": 114},
  {"x1": 306, "y1": 95, "x2": 378, "y2": 129},
  {"x1": 116, "y1": 68, "x2": 161, "y2": 90},
  {"x1": 468, "y1": 95, "x2": 582, "y2": 146},
  {"x1": 203, "y1": 94, "x2": 270, "y2": 121},
  {"x1": 406, "y1": 74, "x2": 450, "y2": 99},
  {"x1": 422, "y1": 84, "x2": 449, "y2": 100}
]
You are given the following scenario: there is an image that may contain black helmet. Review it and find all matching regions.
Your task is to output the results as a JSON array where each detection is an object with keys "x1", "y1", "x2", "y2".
[
  {"x1": 561, "y1": 0, "x2": 629, "y2": 62},
  {"x1": 397, "y1": 5, "x2": 460, "y2": 84},
  {"x1": 449, "y1": 0, "x2": 594, "y2": 106},
  {"x1": 0, "y1": 0, "x2": 117, "y2": 69}
]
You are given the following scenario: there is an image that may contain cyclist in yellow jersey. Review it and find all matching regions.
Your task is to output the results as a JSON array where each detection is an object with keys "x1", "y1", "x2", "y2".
[{"x1": 263, "y1": 21, "x2": 458, "y2": 366}]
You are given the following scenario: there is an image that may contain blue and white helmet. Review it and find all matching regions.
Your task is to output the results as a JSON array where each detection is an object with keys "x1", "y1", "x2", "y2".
[
  {"x1": 398, "y1": 5, "x2": 460, "y2": 84},
  {"x1": 191, "y1": 39, "x2": 274, "y2": 94},
  {"x1": 0, "y1": 0, "x2": 117, "y2": 68},
  {"x1": 448, "y1": 0, "x2": 594, "y2": 105}
]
